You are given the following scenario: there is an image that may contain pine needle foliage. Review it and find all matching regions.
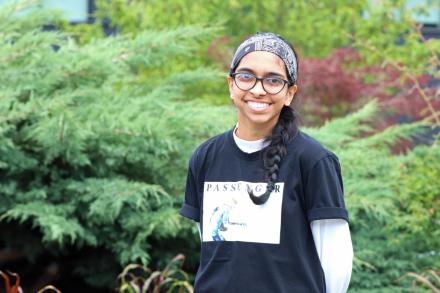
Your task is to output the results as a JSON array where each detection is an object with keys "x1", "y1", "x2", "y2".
[
  {"x1": 304, "y1": 102, "x2": 439, "y2": 292},
  {"x1": 0, "y1": 2, "x2": 233, "y2": 289}
]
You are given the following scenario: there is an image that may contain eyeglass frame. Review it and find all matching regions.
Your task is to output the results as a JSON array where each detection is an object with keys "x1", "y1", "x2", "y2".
[{"x1": 229, "y1": 72, "x2": 292, "y2": 95}]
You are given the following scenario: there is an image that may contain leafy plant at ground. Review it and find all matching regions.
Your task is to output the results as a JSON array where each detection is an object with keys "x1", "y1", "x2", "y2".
[
  {"x1": 36, "y1": 286, "x2": 61, "y2": 293},
  {"x1": 1, "y1": 271, "x2": 22, "y2": 293},
  {"x1": 1, "y1": 270, "x2": 61, "y2": 293},
  {"x1": 400, "y1": 270, "x2": 440, "y2": 292},
  {"x1": 117, "y1": 254, "x2": 193, "y2": 293}
]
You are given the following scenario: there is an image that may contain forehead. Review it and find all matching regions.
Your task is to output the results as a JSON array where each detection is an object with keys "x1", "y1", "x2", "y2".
[{"x1": 236, "y1": 51, "x2": 286, "y2": 76}]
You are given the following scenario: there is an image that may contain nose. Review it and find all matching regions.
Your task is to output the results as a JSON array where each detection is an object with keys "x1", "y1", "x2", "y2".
[{"x1": 249, "y1": 79, "x2": 266, "y2": 96}]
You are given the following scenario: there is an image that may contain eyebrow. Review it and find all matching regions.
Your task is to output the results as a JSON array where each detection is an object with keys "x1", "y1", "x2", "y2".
[{"x1": 236, "y1": 67, "x2": 285, "y2": 78}]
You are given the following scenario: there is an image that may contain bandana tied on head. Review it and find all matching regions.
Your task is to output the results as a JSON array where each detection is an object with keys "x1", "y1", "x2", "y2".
[{"x1": 230, "y1": 32, "x2": 298, "y2": 84}]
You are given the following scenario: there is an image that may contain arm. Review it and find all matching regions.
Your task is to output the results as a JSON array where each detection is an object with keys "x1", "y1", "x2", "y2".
[{"x1": 310, "y1": 219, "x2": 353, "y2": 293}]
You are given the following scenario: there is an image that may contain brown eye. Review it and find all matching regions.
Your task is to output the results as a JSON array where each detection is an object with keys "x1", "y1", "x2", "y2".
[{"x1": 265, "y1": 77, "x2": 284, "y2": 86}]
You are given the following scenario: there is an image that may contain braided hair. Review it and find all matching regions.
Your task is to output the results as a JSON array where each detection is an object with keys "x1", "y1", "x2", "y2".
[
  {"x1": 247, "y1": 105, "x2": 299, "y2": 205},
  {"x1": 239, "y1": 34, "x2": 300, "y2": 205}
]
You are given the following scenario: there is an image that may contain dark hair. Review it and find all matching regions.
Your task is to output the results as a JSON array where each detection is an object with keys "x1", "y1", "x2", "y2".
[{"x1": 245, "y1": 37, "x2": 300, "y2": 205}]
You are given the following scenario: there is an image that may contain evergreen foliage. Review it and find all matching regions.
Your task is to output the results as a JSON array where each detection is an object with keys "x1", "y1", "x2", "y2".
[
  {"x1": 0, "y1": 2, "x2": 233, "y2": 289},
  {"x1": 306, "y1": 102, "x2": 439, "y2": 292}
]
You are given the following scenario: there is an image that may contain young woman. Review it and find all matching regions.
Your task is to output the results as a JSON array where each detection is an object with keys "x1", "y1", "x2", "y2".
[{"x1": 180, "y1": 32, "x2": 353, "y2": 293}]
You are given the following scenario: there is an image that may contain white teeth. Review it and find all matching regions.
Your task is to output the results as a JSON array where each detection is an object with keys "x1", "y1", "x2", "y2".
[{"x1": 247, "y1": 101, "x2": 269, "y2": 110}]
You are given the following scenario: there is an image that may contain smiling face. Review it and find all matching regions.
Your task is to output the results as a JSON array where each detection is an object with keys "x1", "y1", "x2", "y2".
[{"x1": 227, "y1": 51, "x2": 297, "y2": 137}]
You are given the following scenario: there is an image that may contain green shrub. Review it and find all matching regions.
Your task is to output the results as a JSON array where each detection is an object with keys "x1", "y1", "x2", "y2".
[
  {"x1": 0, "y1": 2, "x2": 233, "y2": 289},
  {"x1": 304, "y1": 102, "x2": 439, "y2": 291}
]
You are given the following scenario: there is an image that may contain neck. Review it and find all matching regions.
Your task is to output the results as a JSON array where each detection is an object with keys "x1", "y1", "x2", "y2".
[{"x1": 235, "y1": 120, "x2": 276, "y2": 140}]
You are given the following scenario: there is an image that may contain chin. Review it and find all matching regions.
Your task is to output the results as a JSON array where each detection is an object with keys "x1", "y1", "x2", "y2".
[{"x1": 247, "y1": 115, "x2": 276, "y2": 126}]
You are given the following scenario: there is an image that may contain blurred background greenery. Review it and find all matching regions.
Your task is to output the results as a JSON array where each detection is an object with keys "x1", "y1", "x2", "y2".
[{"x1": 0, "y1": 0, "x2": 439, "y2": 292}]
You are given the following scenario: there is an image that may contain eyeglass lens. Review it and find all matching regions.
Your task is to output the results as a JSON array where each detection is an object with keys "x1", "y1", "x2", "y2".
[{"x1": 234, "y1": 73, "x2": 286, "y2": 94}]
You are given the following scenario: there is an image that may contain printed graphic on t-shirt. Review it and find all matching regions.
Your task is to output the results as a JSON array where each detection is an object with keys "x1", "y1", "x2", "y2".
[{"x1": 202, "y1": 181, "x2": 284, "y2": 244}]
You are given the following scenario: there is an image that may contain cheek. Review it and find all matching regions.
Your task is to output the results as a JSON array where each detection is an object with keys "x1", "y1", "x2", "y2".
[{"x1": 230, "y1": 86, "x2": 244, "y2": 100}]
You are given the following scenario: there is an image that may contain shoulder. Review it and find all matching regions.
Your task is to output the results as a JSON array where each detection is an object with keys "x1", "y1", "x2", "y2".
[
  {"x1": 288, "y1": 130, "x2": 339, "y2": 172},
  {"x1": 188, "y1": 129, "x2": 231, "y2": 170}
]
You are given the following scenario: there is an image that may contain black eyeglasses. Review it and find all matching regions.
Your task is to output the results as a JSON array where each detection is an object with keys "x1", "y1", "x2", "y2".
[{"x1": 230, "y1": 72, "x2": 291, "y2": 95}]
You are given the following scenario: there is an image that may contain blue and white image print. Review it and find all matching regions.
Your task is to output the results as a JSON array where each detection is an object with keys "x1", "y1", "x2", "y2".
[{"x1": 202, "y1": 181, "x2": 284, "y2": 244}]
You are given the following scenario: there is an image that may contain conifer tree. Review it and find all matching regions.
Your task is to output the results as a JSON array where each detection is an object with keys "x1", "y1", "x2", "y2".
[
  {"x1": 0, "y1": 2, "x2": 232, "y2": 289},
  {"x1": 305, "y1": 103, "x2": 439, "y2": 291}
]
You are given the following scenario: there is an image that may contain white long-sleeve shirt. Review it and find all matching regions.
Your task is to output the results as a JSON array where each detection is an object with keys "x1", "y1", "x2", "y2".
[{"x1": 311, "y1": 219, "x2": 353, "y2": 292}]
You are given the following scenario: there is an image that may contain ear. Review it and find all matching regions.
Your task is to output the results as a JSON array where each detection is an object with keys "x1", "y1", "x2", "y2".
[{"x1": 284, "y1": 85, "x2": 298, "y2": 106}]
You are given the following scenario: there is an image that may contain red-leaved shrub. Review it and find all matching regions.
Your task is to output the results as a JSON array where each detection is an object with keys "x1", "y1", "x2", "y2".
[{"x1": 297, "y1": 48, "x2": 439, "y2": 128}]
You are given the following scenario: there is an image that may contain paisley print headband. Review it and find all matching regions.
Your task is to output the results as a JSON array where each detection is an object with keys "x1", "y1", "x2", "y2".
[{"x1": 230, "y1": 32, "x2": 298, "y2": 84}]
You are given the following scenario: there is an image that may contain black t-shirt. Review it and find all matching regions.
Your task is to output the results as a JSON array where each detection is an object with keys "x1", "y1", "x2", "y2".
[{"x1": 180, "y1": 129, "x2": 348, "y2": 293}]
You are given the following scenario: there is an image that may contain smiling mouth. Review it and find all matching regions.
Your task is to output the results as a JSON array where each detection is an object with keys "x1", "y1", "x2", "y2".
[{"x1": 247, "y1": 101, "x2": 270, "y2": 111}]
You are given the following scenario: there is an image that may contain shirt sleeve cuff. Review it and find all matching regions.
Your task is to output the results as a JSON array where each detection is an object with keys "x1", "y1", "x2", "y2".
[
  {"x1": 180, "y1": 203, "x2": 200, "y2": 222},
  {"x1": 307, "y1": 207, "x2": 349, "y2": 223}
]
